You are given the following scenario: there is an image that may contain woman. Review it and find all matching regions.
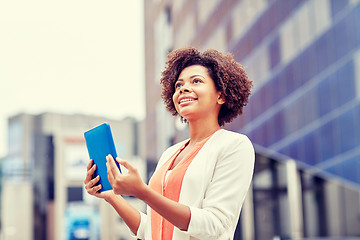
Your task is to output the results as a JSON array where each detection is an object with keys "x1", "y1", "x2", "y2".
[{"x1": 84, "y1": 47, "x2": 255, "y2": 240}]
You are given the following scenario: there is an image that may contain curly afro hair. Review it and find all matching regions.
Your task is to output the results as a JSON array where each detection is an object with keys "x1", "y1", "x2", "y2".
[{"x1": 160, "y1": 47, "x2": 252, "y2": 126}]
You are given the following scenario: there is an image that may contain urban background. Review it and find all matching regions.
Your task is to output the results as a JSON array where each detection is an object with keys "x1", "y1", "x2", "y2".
[{"x1": 1, "y1": 0, "x2": 360, "y2": 240}]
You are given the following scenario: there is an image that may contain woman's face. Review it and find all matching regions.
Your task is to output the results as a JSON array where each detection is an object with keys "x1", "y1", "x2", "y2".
[{"x1": 172, "y1": 65, "x2": 224, "y2": 123}]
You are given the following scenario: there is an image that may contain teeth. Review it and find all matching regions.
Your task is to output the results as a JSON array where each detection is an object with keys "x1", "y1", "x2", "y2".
[{"x1": 180, "y1": 98, "x2": 194, "y2": 104}]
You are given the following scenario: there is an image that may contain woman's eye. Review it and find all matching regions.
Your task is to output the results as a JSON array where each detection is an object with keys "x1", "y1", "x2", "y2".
[
  {"x1": 193, "y1": 79, "x2": 201, "y2": 84},
  {"x1": 175, "y1": 82, "x2": 182, "y2": 88}
]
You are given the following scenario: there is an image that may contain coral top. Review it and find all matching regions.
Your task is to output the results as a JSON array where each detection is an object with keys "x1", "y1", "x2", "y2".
[{"x1": 148, "y1": 135, "x2": 212, "y2": 240}]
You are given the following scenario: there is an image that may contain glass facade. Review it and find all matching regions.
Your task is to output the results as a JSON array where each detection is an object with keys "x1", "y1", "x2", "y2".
[
  {"x1": 145, "y1": 0, "x2": 360, "y2": 239},
  {"x1": 243, "y1": 150, "x2": 360, "y2": 239},
  {"x1": 231, "y1": 0, "x2": 360, "y2": 188}
]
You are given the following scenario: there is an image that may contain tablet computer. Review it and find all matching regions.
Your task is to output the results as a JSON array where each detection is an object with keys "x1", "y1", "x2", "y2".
[{"x1": 84, "y1": 122, "x2": 121, "y2": 192}]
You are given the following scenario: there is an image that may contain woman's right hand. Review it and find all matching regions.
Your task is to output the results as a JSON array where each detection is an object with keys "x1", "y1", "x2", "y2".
[
  {"x1": 84, "y1": 159, "x2": 114, "y2": 200},
  {"x1": 84, "y1": 160, "x2": 142, "y2": 236}
]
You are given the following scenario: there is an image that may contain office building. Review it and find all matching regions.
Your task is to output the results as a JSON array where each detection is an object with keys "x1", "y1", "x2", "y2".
[
  {"x1": 1, "y1": 112, "x2": 145, "y2": 240},
  {"x1": 144, "y1": 0, "x2": 360, "y2": 239}
]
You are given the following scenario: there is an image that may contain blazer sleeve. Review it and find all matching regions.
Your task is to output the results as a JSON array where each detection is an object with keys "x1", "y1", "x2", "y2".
[
  {"x1": 130, "y1": 211, "x2": 147, "y2": 239},
  {"x1": 184, "y1": 135, "x2": 255, "y2": 239}
]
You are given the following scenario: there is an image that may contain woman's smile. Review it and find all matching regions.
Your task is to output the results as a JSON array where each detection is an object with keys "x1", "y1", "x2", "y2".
[{"x1": 178, "y1": 96, "x2": 197, "y2": 106}]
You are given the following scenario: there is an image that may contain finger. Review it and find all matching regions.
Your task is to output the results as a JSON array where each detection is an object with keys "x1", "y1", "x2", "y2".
[
  {"x1": 90, "y1": 175, "x2": 100, "y2": 187},
  {"x1": 117, "y1": 158, "x2": 136, "y2": 172},
  {"x1": 107, "y1": 155, "x2": 121, "y2": 177},
  {"x1": 107, "y1": 161, "x2": 115, "y2": 183},
  {"x1": 94, "y1": 184, "x2": 102, "y2": 193},
  {"x1": 84, "y1": 164, "x2": 97, "y2": 183},
  {"x1": 90, "y1": 184, "x2": 102, "y2": 195},
  {"x1": 86, "y1": 159, "x2": 94, "y2": 171},
  {"x1": 89, "y1": 164, "x2": 97, "y2": 175},
  {"x1": 106, "y1": 156, "x2": 119, "y2": 188},
  {"x1": 85, "y1": 175, "x2": 100, "y2": 190},
  {"x1": 84, "y1": 160, "x2": 94, "y2": 182}
]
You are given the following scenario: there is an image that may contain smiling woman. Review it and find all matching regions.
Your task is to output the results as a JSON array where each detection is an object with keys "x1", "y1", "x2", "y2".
[
  {"x1": 84, "y1": 47, "x2": 255, "y2": 240},
  {"x1": 161, "y1": 47, "x2": 252, "y2": 126}
]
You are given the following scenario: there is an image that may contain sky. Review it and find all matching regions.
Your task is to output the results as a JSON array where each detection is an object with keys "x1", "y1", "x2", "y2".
[{"x1": 0, "y1": 0, "x2": 145, "y2": 157}]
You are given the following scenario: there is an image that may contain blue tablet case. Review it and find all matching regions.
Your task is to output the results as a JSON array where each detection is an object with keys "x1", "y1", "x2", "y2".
[{"x1": 84, "y1": 123, "x2": 121, "y2": 192}]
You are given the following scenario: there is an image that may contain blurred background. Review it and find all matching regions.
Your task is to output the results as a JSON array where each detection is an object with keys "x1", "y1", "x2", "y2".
[{"x1": 0, "y1": 0, "x2": 359, "y2": 239}]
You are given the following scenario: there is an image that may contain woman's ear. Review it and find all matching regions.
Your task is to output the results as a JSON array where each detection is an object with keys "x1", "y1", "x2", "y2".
[{"x1": 217, "y1": 93, "x2": 225, "y2": 105}]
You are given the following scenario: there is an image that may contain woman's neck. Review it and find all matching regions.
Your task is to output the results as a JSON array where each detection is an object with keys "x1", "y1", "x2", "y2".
[{"x1": 188, "y1": 118, "x2": 221, "y2": 145}]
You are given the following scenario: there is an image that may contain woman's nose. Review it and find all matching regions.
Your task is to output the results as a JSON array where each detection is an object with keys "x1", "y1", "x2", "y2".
[{"x1": 179, "y1": 83, "x2": 191, "y2": 93}]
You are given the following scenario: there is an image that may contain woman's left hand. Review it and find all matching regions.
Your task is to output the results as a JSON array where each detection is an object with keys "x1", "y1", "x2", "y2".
[{"x1": 106, "y1": 154, "x2": 146, "y2": 198}]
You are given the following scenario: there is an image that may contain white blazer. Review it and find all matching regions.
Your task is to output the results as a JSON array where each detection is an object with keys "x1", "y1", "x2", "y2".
[{"x1": 134, "y1": 129, "x2": 255, "y2": 240}]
